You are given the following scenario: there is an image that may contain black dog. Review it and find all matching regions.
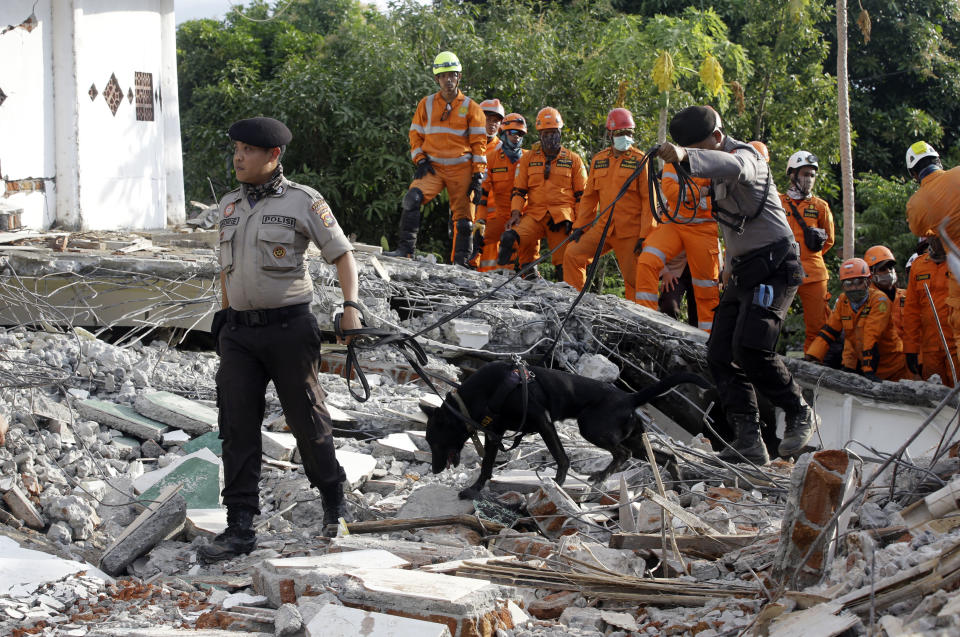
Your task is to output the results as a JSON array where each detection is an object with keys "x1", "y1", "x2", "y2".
[{"x1": 423, "y1": 361, "x2": 711, "y2": 499}]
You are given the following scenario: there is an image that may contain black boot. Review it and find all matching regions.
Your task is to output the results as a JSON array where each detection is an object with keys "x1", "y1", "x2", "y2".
[
  {"x1": 319, "y1": 482, "x2": 349, "y2": 538},
  {"x1": 197, "y1": 506, "x2": 257, "y2": 563},
  {"x1": 553, "y1": 264, "x2": 564, "y2": 283},
  {"x1": 451, "y1": 219, "x2": 473, "y2": 267},
  {"x1": 384, "y1": 188, "x2": 423, "y2": 258},
  {"x1": 718, "y1": 413, "x2": 769, "y2": 464},
  {"x1": 497, "y1": 229, "x2": 520, "y2": 266},
  {"x1": 779, "y1": 401, "x2": 819, "y2": 457}
]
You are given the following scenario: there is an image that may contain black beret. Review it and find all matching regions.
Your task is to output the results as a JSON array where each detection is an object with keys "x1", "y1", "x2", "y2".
[
  {"x1": 669, "y1": 106, "x2": 719, "y2": 146},
  {"x1": 228, "y1": 117, "x2": 292, "y2": 148}
]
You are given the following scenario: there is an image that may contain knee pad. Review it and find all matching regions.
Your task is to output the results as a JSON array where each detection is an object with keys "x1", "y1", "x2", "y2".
[
  {"x1": 455, "y1": 218, "x2": 473, "y2": 234},
  {"x1": 498, "y1": 229, "x2": 520, "y2": 266},
  {"x1": 402, "y1": 187, "x2": 424, "y2": 211}
]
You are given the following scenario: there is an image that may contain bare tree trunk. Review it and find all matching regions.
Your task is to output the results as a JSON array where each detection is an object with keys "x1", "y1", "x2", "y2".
[{"x1": 837, "y1": 0, "x2": 855, "y2": 260}]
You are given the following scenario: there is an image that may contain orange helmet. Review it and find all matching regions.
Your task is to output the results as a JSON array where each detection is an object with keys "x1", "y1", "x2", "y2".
[
  {"x1": 864, "y1": 245, "x2": 896, "y2": 270},
  {"x1": 501, "y1": 112, "x2": 527, "y2": 134},
  {"x1": 605, "y1": 108, "x2": 635, "y2": 130},
  {"x1": 479, "y1": 98, "x2": 504, "y2": 119},
  {"x1": 839, "y1": 257, "x2": 871, "y2": 280},
  {"x1": 535, "y1": 107, "x2": 563, "y2": 131},
  {"x1": 749, "y1": 141, "x2": 770, "y2": 162}
]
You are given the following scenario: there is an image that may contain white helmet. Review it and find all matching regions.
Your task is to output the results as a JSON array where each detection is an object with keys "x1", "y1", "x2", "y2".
[
  {"x1": 906, "y1": 141, "x2": 939, "y2": 171},
  {"x1": 786, "y1": 150, "x2": 819, "y2": 174}
]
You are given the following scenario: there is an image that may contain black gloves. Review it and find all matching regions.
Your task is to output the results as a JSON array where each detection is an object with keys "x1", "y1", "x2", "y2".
[
  {"x1": 862, "y1": 371, "x2": 880, "y2": 383},
  {"x1": 547, "y1": 219, "x2": 572, "y2": 235},
  {"x1": 906, "y1": 353, "x2": 921, "y2": 376},
  {"x1": 469, "y1": 173, "x2": 484, "y2": 206},
  {"x1": 633, "y1": 238, "x2": 644, "y2": 256},
  {"x1": 570, "y1": 227, "x2": 585, "y2": 242},
  {"x1": 414, "y1": 158, "x2": 435, "y2": 180}
]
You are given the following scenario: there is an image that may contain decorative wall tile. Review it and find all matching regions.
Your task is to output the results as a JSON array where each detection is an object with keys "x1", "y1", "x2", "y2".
[
  {"x1": 127, "y1": 88, "x2": 134, "y2": 104},
  {"x1": 135, "y1": 72, "x2": 154, "y2": 122},
  {"x1": 103, "y1": 73, "x2": 123, "y2": 116},
  {"x1": 0, "y1": 87, "x2": 6, "y2": 107},
  {"x1": 89, "y1": 84, "x2": 98, "y2": 101}
]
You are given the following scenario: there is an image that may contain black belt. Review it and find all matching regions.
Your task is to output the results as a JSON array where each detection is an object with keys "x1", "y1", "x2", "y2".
[{"x1": 226, "y1": 303, "x2": 311, "y2": 327}]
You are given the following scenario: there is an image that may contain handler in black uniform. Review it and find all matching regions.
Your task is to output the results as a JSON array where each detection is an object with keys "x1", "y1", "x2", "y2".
[
  {"x1": 657, "y1": 106, "x2": 818, "y2": 464},
  {"x1": 199, "y1": 117, "x2": 361, "y2": 562}
]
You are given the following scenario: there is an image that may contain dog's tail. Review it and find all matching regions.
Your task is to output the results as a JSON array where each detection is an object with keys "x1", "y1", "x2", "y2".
[{"x1": 631, "y1": 372, "x2": 711, "y2": 406}]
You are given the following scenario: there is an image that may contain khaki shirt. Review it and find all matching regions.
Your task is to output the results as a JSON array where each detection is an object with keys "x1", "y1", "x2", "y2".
[{"x1": 217, "y1": 177, "x2": 353, "y2": 310}]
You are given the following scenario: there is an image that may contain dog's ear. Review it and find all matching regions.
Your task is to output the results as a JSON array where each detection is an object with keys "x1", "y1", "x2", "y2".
[{"x1": 420, "y1": 403, "x2": 437, "y2": 418}]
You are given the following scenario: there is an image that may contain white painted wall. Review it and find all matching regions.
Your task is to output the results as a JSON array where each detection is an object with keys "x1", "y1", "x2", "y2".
[
  {"x1": 0, "y1": 0, "x2": 185, "y2": 231},
  {"x1": 0, "y1": 2, "x2": 56, "y2": 229}
]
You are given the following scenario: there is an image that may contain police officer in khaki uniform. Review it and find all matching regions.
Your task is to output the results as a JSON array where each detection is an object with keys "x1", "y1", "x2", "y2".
[{"x1": 199, "y1": 117, "x2": 361, "y2": 562}]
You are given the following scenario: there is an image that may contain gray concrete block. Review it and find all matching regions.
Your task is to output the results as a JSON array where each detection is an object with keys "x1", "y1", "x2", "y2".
[
  {"x1": 2, "y1": 485, "x2": 44, "y2": 529},
  {"x1": 134, "y1": 391, "x2": 217, "y2": 435},
  {"x1": 397, "y1": 485, "x2": 476, "y2": 519},
  {"x1": 261, "y1": 431, "x2": 297, "y2": 462},
  {"x1": 77, "y1": 399, "x2": 169, "y2": 441},
  {"x1": 305, "y1": 604, "x2": 451, "y2": 637},
  {"x1": 99, "y1": 484, "x2": 187, "y2": 576}
]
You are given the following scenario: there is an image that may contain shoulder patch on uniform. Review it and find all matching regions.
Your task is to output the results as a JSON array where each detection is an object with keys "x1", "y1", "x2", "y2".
[
  {"x1": 459, "y1": 106, "x2": 468, "y2": 116},
  {"x1": 593, "y1": 158, "x2": 610, "y2": 169},
  {"x1": 916, "y1": 273, "x2": 931, "y2": 280},
  {"x1": 620, "y1": 158, "x2": 639, "y2": 169},
  {"x1": 877, "y1": 301, "x2": 888, "y2": 313},
  {"x1": 491, "y1": 167, "x2": 508, "y2": 173},
  {"x1": 262, "y1": 215, "x2": 296, "y2": 227},
  {"x1": 803, "y1": 210, "x2": 819, "y2": 218},
  {"x1": 311, "y1": 197, "x2": 332, "y2": 215},
  {"x1": 223, "y1": 202, "x2": 236, "y2": 218},
  {"x1": 529, "y1": 161, "x2": 544, "y2": 167},
  {"x1": 219, "y1": 217, "x2": 238, "y2": 228},
  {"x1": 555, "y1": 159, "x2": 573, "y2": 168}
]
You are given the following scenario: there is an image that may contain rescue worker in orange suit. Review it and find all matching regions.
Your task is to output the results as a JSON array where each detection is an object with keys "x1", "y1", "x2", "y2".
[
  {"x1": 474, "y1": 113, "x2": 528, "y2": 272},
  {"x1": 806, "y1": 258, "x2": 910, "y2": 382},
  {"x1": 563, "y1": 108, "x2": 655, "y2": 301},
  {"x1": 634, "y1": 125, "x2": 719, "y2": 330},
  {"x1": 903, "y1": 236, "x2": 958, "y2": 386},
  {"x1": 905, "y1": 141, "x2": 960, "y2": 357},
  {"x1": 385, "y1": 51, "x2": 486, "y2": 267},
  {"x1": 864, "y1": 245, "x2": 907, "y2": 341},
  {"x1": 469, "y1": 99, "x2": 506, "y2": 268},
  {"x1": 781, "y1": 151, "x2": 836, "y2": 351},
  {"x1": 500, "y1": 107, "x2": 587, "y2": 280}
]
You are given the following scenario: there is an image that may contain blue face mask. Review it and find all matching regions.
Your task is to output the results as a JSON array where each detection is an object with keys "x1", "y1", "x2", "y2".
[{"x1": 613, "y1": 135, "x2": 633, "y2": 152}]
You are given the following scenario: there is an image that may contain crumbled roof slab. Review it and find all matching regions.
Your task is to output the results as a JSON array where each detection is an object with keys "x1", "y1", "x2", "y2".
[
  {"x1": 134, "y1": 391, "x2": 217, "y2": 435},
  {"x1": 305, "y1": 603, "x2": 452, "y2": 637},
  {"x1": 77, "y1": 398, "x2": 169, "y2": 441}
]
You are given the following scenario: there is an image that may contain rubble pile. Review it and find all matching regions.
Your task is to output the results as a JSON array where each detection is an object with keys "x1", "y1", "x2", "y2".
[{"x1": 0, "y1": 251, "x2": 959, "y2": 635}]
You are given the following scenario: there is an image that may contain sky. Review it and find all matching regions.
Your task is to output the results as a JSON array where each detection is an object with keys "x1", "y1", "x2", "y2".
[{"x1": 173, "y1": 0, "x2": 409, "y2": 24}]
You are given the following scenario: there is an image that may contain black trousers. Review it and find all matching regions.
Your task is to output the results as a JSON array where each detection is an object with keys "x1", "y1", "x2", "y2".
[
  {"x1": 216, "y1": 311, "x2": 344, "y2": 512},
  {"x1": 706, "y1": 250, "x2": 805, "y2": 420}
]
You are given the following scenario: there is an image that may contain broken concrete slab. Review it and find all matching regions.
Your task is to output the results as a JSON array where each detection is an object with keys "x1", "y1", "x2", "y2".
[
  {"x1": 134, "y1": 391, "x2": 217, "y2": 435},
  {"x1": 181, "y1": 430, "x2": 222, "y2": 455},
  {"x1": 112, "y1": 435, "x2": 142, "y2": 460},
  {"x1": 327, "y1": 536, "x2": 492, "y2": 568},
  {"x1": 526, "y1": 477, "x2": 598, "y2": 539},
  {"x1": 76, "y1": 398, "x2": 169, "y2": 441},
  {"x1": 161, "y1": 429, "x2": 191, "y2": 445},
  {"x1": 261, "y1": 430, "x2": 297, "y2": 462},
  {"x1": 185, "y1": 508, "x2": 227, "y2": 539},
  {"x1": 0, "y1": 535, "x2": 112, "y2": 596},
  {"x1": 133, "y1": 448, "x2": 221, "y2": 494},
  {"x1": 25, "y1": 394, "x2": 73, "y2": 429},
  {"x1": 139, "y1": 456, "x2": 222, "y2": 510},
  {"x1": 487, "y1": 469, "x2": 596, "y2": 500},
  {"x1": 396, "y1": 485, "x2": 476, "y2": 519},
  {"x1": 2, "y1": 485, "x2": 44, "y2": 529},
  {"x1": 337, "y1": 450, "x2": 377, "y2": 489},
  {"x1": 99, "y1": 484, "x2": 187, "y2": 576},
  {"x1": 372, "y1": 432, "x2": 425, "y2": 462},
  {"x1": 305, "y1": 603, "x2": 452, "y2": 637}
]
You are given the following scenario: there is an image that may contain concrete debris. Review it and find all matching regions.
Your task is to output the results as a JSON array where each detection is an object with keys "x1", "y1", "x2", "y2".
[{"x1": 1, "y1": 250, "x2": 960, "y2": 635}]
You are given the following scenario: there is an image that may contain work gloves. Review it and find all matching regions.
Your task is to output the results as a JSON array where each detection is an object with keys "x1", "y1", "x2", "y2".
[
  {"x1": 633, "y1": 238, "x2": 644, "y2": 256},
  {"x1": 546, "y1": 219, "x2": 572, "y2": 235},
  {"x1": 906, "y1": 353, "x2": 921, "y2": 376},
  {"x1": 469, "y1": 173, "x2": 484, "y2": 206},
  {"x1": 414, "y1": 158, "x2": 435, "y2": 180},
  {"x1": 570, "y1": 227, "x2": 585, "y2": 243}
]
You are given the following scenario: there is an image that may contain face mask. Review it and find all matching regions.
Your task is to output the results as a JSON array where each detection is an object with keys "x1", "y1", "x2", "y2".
[
  {"x1": 794, "y1": 174, "x2": 816, "y2": 196},
  {"x1": 873, "y1": 271, "x2": 896, "y2": 288},
  {"x1": 613, "y1": 135, "x2": 633, "y2": 152},
  {"x1": 846, "y1": 288, "x2": 869, "y2": 304},
  {"x1": 541, "y1": 131, "x2": 561, "y2": 156}
]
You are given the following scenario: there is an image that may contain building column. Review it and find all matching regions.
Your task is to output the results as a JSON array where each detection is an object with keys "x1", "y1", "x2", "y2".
[
  {"x1": 51, "y1": 0, "x2": 81, "y2": 229},
  {"x1": 159, "y1": 0, "x2": 185, "y2": 226}
]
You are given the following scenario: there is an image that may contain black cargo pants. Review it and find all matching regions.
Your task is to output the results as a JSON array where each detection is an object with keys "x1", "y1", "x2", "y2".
[
  {"x1": 706, "y1": 247, "x2": 805, "y2": 419},
  {"x1": 216, "y1": 304, "x2": 344, "y2": 513}
]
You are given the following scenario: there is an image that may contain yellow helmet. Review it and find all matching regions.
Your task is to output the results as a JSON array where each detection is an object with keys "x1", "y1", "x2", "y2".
[{"x1": 432, "y1": 51, "x2": 462, "y2": 75}]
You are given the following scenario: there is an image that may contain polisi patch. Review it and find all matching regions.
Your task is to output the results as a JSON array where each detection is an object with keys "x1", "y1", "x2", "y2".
[
  {"x1": 223, "y1": 202, "x2": 236, "y2": 218},
  {"x1": 261, "y1": 215, "x2": 295, "y2": 228},
  {"x1": 219, "y1": 217, "x2": 238, "y2": 228},
  {"x1": 273, "y1": 246, "x2": 286, "y2": 258}
]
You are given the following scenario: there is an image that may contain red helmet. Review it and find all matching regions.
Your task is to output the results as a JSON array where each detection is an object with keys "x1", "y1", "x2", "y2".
[
  {"x1": 839, "y1": 257, "x2": 871, "y2": 281},
  {"x1": 535, "y1": 107, "x2": 563, "y2": 131},
  {"x1": 864, "y1": 245, "x2": 896, "y2": 270},
  {"x1": 749, "y1": 141, "x2": 770, "y2": 162},
  {"x1": 479, "y1": 98, "x2": 505, "y2": 119},
  {"x1": 501, "y1": 113, "x2": 527, "y2": 134},
  {"x1": 605, "y1": 108, "x2": 635, "y2": 131}
]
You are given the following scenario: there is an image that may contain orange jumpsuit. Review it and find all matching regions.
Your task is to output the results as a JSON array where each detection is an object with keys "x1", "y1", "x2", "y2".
[
  {"x1": 562, "y1": 146, "x2": 655, "y2": 301},
  {"x1": 476, "y1": 146, "x2": 527, "y2": 271},
  {"x1": 781, "y1": 194, "x2": 836, "y2": 351},
  {"x1": 904, "y1": 253, "x2": 958, "y2": 386},
  {"x1": 407, "y1": 90, "x2": 487, "y2": 228},
  {"x1": 634, "y1": 165, "x2": 720, "y2": 331},
  {"x1": 807, "y1": 286, "x2": 910, "y2": 381},
  {"x1": 510, "y1": 144, "x2": 587, "y2": 267},
  {"x1": 906, "y1": 166, "x2": 960, "y2": 356}
]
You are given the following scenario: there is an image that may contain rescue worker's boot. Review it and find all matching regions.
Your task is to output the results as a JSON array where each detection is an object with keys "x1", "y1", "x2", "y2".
[
  {"x1": 497, "y1": 229, "x2": 520, "y2": 266},
  {"x1": 197, "y1": 506, "x2": 256, "y2": 563},
  {"x1": 384, "y1": 189, "x2": 423, "y2": 258},
  {"x1": 451, "y1": 219, "x2": 473, "y2": 268},
  {"x1": 718, "y1": 413, "x2": 769, "y2": 465},
  {"x1": 779, "y1": 400, "x2": 819, "y2": 457},
  {"x1": 553, "y1": 264, "x2": 564, "y2": 283},
  {"x1": 319, "y1": 481, "x2": 349, "y2": 538}
]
